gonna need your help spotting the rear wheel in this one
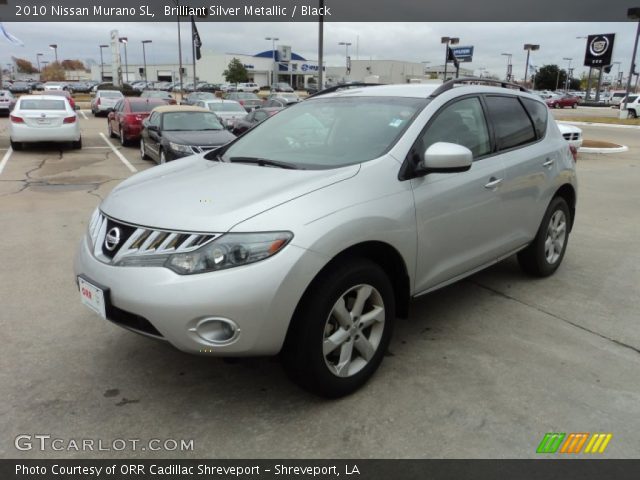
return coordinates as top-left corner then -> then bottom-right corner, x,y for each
629,109 -> 638,119
10,139 -> 22,151
282,259 -> 395,398
119,127 -> 128,146
108,122 -> 116,138
72,137 -> 82,149
572,103 -> 577,109
518,196 -> 570,277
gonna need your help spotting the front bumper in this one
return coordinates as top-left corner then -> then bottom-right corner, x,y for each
74,234 -> 325,356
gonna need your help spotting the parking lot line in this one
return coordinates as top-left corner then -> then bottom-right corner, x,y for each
79,110 -> 88,120
99,132 -> 137,173
0,147 -> 13,176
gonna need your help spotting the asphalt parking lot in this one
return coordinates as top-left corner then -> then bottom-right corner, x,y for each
1,109 -> 639,459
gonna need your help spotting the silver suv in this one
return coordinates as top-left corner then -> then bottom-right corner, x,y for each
75,79 -> 577,397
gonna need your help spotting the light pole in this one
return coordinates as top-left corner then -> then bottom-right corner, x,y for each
119,37 -> 128,84
622,7 -> 640,117
611,61 -> 622,88
577,36 -> 595,100
142,40 -> 152,83
441,36 -> 459,81
265,36 -> 279,86
501,53 -> 512,81
339,41 -> 352,77
563,57 -> 572,92
49,44 -> 58,63
99,45 -> 108,81
36,53 -> 44,73
523,44 -> 539,86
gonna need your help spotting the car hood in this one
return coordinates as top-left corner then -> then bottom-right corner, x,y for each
100,156 -> 360,232
163,130 -> 235,146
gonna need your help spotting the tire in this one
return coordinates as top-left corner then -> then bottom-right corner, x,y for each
159,149 -> 166,164
119,127 -> 128,146
518,196 -> 570,277
108,122 -> 116,138
572,104 -> 577,109
140,138 -> 149,160
72,137 -> 82,149
10,139 -> 22,151
282,259 -> 396,398
629,109 -> 638,119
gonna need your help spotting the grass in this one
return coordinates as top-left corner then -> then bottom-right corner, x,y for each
559,116 -> 640,126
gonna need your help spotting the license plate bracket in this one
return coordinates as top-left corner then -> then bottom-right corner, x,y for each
77,275 -> 109,319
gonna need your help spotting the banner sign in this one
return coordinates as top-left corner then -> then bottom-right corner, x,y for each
450,46 -> 474,62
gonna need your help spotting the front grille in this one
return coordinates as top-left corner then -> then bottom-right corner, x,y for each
107,305 -> 164,338
88,211 -> 220,265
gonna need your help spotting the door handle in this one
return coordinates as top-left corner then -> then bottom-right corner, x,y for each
543,158 -> 555,167
484,177 -> 503,189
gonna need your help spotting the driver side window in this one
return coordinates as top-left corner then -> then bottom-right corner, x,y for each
417,97 -> 491,159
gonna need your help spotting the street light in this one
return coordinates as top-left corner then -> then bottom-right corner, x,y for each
501,53 -> 512,81
49,44 -> 58,63
119,37 -> 128,85
563,57 -> 572,92
338,41 -> 352,75
441,36 -> 459,81
622,7 -> 640,117
36,53 -> 44,73
523,44 -> 540,85
265,36 -> 280,86
99,45 -> 108,82
142,40 -> 152,83
612,61 -> 622,88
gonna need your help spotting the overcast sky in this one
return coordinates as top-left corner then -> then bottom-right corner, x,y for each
2,22 -> 638,80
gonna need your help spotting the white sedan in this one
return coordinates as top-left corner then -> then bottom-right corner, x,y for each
10,95 -> 81,150
557,122 -> 583,149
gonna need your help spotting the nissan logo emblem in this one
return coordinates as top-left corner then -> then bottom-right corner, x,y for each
104,227 -> 121,251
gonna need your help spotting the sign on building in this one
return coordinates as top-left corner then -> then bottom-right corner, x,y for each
583,34 -> 615,67
277,46 -> 292,63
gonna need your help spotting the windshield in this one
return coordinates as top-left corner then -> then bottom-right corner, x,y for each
219,96 -> 428,169
20,99 -> 66,110
162,112 -> 224,131
207,102 -> 245,113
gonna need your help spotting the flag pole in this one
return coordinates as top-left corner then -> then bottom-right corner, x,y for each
191,16 -> 197,87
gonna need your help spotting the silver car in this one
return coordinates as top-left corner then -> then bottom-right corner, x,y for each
75,80 -> 577,397
195,99 -> 248,128
91,90 -> 124,116
10,95 -> 81,150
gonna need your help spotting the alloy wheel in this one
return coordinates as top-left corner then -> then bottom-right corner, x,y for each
544,210 -> 567,264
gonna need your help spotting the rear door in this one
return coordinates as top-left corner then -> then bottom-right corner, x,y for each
484,95 -> 556,249
411,96 -> 508,293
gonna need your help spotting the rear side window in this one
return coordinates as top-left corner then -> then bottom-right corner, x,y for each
485,96 -> 536,150
521,98 -> 548,139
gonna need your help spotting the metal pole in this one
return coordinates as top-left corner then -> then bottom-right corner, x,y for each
175,0 -> 184,94
272,38 -> 277,86
622,19 -> 640,116
585,67 -> 592,101
524,49 -> 531,85
443,42 -> 448,81
595,68 -> 603,102
142,43 -> 147,82
191,19 -> 197,87
124,43 -> 128,84
100,48 -> 104,81
318,0 -> 324,90
555,69 -> 560,91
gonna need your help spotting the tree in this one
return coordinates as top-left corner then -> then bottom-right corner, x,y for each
40,62 -> 66,81
223,58 -> 248,84
12,57 -> 38,74
61,59 -> 86,71
533,64 -> 566,91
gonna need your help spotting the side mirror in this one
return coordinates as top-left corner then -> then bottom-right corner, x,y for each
421,142 -> 473,174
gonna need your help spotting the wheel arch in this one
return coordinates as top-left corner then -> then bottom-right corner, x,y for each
554,183 -> 576,231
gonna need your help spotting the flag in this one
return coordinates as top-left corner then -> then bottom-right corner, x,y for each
191,16 -> 202,60
0,23 -> 24,46
447,47 -> 459,69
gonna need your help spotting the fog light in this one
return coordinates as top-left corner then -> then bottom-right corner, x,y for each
194,317 -> 239,344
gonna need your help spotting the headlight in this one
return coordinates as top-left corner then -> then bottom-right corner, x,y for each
169,142 -> 194,154
117,232 -> 293,274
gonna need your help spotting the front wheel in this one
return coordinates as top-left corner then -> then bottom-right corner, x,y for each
140,138 -> 149,160
159,149 -> 167,164
282,259 -> 395,398
518,196 -> 570,277
10,139 -> 22,151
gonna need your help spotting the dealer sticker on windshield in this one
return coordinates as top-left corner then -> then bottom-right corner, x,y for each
78,277 -> 106,319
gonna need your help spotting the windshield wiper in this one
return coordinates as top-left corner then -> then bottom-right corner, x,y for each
228,157 -> 299,169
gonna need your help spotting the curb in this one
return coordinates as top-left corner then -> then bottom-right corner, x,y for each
578,145 -> 629,154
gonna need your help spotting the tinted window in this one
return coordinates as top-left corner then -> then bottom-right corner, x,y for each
148,112 -> 160,127
485,96 -> 536,150
20,99 -> 66,110
419,97 -> 490,158
130,102 -> 160,113
521,98 -> 548,139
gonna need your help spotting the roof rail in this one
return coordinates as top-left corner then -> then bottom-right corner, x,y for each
429,77 -> 528,98
307,82 -> 386,99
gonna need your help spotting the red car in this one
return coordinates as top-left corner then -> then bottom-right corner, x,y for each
46,90 -> 75,110
545,94 -> 579,109
107,97 -> 166,145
